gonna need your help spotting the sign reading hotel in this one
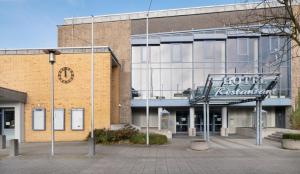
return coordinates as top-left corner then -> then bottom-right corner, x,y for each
214,75 -> 274,97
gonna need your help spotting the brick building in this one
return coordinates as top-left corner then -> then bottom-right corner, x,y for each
0,47 -> 120,142
1,2 -> 300,142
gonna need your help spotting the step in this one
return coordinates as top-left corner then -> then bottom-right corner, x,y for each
269,134 -> 282,139
265,136 -> 281,142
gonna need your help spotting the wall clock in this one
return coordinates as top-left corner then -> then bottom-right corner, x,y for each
58,67 -> 74,84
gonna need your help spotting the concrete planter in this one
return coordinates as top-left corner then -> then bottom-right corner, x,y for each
190,140 -> 209,151
282,139 -> 300,150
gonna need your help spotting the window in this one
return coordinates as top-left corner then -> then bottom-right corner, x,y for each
71,108 -> 84,130
32,108 -> 46,131
237,38 -> 249,56
172,44 -> 181,62
270,36 -> 279,53
54,109 -> 65,131
3,110 -> 14,129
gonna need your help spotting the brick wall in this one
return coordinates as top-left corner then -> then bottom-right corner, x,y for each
0,52 -> 115,142
58,21 -> 132,124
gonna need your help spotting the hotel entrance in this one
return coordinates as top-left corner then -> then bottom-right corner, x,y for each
176,111 -> 189,133
195,109 -> 222,134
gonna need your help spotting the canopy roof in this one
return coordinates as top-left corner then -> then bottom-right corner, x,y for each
190,73 -> 279,105
0,87 -> 27,103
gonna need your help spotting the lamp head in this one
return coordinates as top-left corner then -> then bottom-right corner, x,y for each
43,49 -> 61,64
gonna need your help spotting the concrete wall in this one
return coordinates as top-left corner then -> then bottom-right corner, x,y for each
228,107 -> 276,134
0,53 -> 117,142
58,21 -> 132,124
132,108 -> 178,134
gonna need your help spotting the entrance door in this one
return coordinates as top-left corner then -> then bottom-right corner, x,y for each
275,107 -> 285,128
176,111 -> 189,133
195,109 -> 222,134
2,109 -> 15,140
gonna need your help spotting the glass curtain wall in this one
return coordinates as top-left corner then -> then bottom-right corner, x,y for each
132,35 -> 290,99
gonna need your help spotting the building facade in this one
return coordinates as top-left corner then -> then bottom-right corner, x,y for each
1,2 -> 299,142
57,2 -> 300,136
0,47 -> 120,142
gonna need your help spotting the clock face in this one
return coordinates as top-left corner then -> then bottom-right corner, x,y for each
58,67 -> 74,84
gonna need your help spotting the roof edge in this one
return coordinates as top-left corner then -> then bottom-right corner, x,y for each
62,1 -> 287,25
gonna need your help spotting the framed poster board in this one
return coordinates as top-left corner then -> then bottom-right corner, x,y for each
71,108 -> 84,130
54,109 -> 65,131
32,108 -> 46,130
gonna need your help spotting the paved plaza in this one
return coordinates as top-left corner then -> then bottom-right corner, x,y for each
0,136 -> 300,174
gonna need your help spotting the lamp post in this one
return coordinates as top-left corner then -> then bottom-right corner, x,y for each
88,15 -> 96,157
146,0 -> 153,146
43,49 -> 60,156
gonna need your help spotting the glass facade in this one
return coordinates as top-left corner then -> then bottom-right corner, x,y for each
132,34 -> 291,99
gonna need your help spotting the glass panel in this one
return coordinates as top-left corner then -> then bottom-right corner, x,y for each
172,68 -> 182,91
182,69 -> 192,90
172,44 -> 181,62
161,69 -> 171,91
237,38 -> 248,56
132,46 -> 141,63
227,38 -> 258,73
151,68 -> 160,90
150,46 -> 160,63
132,68 -> 141,90
161,44 -> 171,62
182,43 -> 192,62
4,110 -> 14,129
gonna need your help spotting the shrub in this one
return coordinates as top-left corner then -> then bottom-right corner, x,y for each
282,133 -> 300,140
149,133 -> 168,145
129,133 -> 146,144
89,124 -> 140,144
88,125 -> 168,145
129,133 -> 168,145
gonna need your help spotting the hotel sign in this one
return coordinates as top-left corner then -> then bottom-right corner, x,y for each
214,75 -> 274,97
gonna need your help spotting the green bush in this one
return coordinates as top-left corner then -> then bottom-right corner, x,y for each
149,133 -> 168,145
129,133 -> 168,145
129,133 -> 146,144
89,124 -> 139,144
88,125 -> 168,145
282,133 -> 300,140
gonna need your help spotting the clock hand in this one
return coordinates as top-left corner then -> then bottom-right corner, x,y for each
64,69 -> 67,78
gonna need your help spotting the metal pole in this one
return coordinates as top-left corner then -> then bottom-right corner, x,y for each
91,15 -> 94,139
146,13 -> 150,146
259,100 -> 263,145
50,58 -> 55,156
203,103 -> 206,141
256,100 -> 259,145
88,15 -> 96,156
207,102 -> 210,142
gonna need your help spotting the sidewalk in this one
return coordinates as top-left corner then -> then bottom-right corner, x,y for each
0,136 -> 300,174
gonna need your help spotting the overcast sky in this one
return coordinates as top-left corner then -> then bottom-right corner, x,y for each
0,0 -> 256,48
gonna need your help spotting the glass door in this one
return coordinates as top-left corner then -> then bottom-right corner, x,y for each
195,109 -> 222,134
176,111 -> 189,133
2,109 -> 15,140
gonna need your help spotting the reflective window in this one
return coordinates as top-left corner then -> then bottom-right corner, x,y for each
227,38 -> 258,73
194,40 -> 225,86
131,34 -> 290,99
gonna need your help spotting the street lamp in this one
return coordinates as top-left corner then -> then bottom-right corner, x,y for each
88,15 -> 96,157
146,0 -> 153,146
43,49 -> 60,156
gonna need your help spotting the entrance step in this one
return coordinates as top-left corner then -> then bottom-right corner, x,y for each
265,131 -> 283,142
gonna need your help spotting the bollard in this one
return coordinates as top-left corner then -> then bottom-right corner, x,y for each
88,137 -> 95,157
0,135 -> 6,149
9,139 -> 19,156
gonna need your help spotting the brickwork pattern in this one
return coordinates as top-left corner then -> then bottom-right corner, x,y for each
0,53 -> 115,142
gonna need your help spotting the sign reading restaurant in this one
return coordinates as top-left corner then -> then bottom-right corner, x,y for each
214,75 -> 275,97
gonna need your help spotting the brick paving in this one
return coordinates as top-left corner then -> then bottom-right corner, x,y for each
0,136 -> 300,174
